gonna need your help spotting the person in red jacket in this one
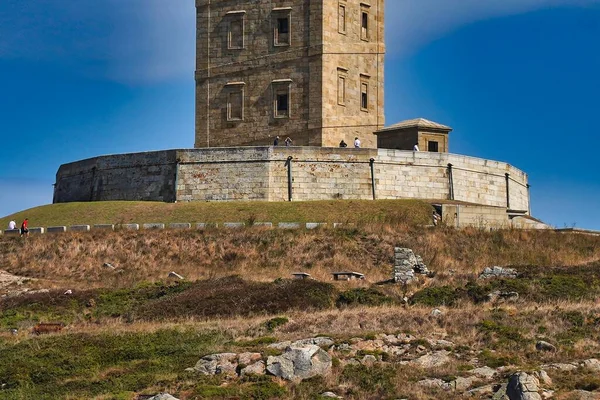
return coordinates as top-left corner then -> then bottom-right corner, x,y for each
20,218 -> 29,237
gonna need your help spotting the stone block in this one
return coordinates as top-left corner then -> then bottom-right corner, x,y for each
196,223 -> 218,229
169,223 -> 192,229
3,229 -> 20,236
29,227 -> 45,235
119,224 -> 140,231
223,222 -> 245,229
143,223 -> 165,230
70,225 -> 91,232
47,226 -> 67,234
93,224 -> 115,231
278,222 -> 301,229
306,223 -> 327,229
252,222 -> 273,228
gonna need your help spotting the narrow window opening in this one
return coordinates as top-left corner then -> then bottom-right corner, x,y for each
274,15 -> 291,46
360,82 -> 369,111
228,17 -> 244,49
428,141 -> 439,152
227,88 -> 244,121
338,4 -> 346,34
361,11 -> 369,41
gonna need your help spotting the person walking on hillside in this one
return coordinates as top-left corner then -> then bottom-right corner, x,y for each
274,136 -> 280,146
20,218 -> 29,237
8,220 -> 16,230
354,137 -> 361,148
285,137 -> 293,147
339,140 -> 348,148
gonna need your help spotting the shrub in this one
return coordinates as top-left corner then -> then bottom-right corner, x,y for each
336,288 -> 394,308
264,317 -> 289,332
410,286 -> 458,307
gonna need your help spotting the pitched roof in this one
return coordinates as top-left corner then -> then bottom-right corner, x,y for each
380,118 -> 452,132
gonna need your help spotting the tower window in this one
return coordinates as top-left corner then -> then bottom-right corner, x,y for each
272,80 -> 292,118
228,16 -> 244,49
225,83 -> 245,121
338,4 -> 346,34
360,82 -> 369,111
274,13 -> 291,46
360,8 -> 369,41
428,141 -> 439,152
337,68 -> 348,106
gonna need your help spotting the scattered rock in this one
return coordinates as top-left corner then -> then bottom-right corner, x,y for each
541,390 -> 554,399
102,263 -> 115,269
465,384 -> 495,397
413,350 -> 452,368
360,355 -> 377,366
414,255 -> 429,275
533,370 -> 552,386
268,337 -> 334,350
192,353 -> 238,376
168,271 -> 184,280
470,366 -> 498,379
479,266 -> 518,280
240,360 -> 265,377
582,358 -> 600,372
535,341 -> 557,352
147,394 -> 179,400
418,378 -> 450,390
453,376 -> 478,391
541,362 -> 578,372
63,289 -> 73,295
10,328 -> 18,335
506,372 -> 541,400
266,344 -> 332,381
431,308 -> 443,317
488,291 -> 520,303
320,391 -> 343,398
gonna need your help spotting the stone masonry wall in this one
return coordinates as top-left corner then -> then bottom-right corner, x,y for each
54,151 -> 178,203
54,147 -> 530,217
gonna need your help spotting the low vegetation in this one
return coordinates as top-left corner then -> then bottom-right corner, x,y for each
0,204 -> 599,399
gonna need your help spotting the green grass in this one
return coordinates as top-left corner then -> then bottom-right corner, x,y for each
0,199 -> 433,228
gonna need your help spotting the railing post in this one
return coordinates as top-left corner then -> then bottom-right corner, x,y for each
369,158 -> 376,200
286,156 -> 293,201
447,163 -> 454,200
505,173 -> 510,209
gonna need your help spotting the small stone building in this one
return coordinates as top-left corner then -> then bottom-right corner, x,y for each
375,118 -> 452,152
195,0 -> 385,149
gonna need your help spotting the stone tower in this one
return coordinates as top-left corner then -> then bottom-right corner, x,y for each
195,0 -> 385,148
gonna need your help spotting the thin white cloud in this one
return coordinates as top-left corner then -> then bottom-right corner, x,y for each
386,0 -> 600,56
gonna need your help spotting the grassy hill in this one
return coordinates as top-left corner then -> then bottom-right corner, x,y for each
1,204 -> 600,399
0,199 -> 433,228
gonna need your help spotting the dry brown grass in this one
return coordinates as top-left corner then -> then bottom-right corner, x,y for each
0,225 -> 598,291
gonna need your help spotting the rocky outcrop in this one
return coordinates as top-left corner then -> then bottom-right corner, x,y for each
268,337 -> 334,350
479,266 -> 518,279
188,352 -> 263,377
412,350 -> 452,368
535,341 -> 557,352
393,248 -> 429,283
505,372 -> 541,400
266,344 -> 332,381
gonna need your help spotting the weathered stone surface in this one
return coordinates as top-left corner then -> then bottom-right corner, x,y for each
470,366 -> 498,379
223,222 -> 244,229
582,358 -> 600,372
506,372 -> 541,400
266,344 -> 332,381
278,222 -> 301,229
238,352 -> 262,366
69,225 -> 91,232
306,223 -> 326,229
47,226 -> 67,234
192,353 -> 238,375
535,341 -> 557,352
240,361 -> 265,377
533,370 -> 552,386
479,266 -> 518,279
320,392 -> 343,399
268,337 -> 334,351
488,291 -> 520,303
412,350 -> 452,368
418,378 -> 450,390
360,355 -> 377,366
465,384 -> 495,397
169,223 -> 191,229
143,223 -> 165,230
118,224 -> 139,231
541,362 -> 578,372
148,394 -> 179,400
93,224 -> 114,231
168,272 -> 184,280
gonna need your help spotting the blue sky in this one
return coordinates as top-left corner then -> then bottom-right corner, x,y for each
1,0 -> 599,229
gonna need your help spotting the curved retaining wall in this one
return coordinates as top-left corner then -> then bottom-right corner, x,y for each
54,147 -> 529,212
